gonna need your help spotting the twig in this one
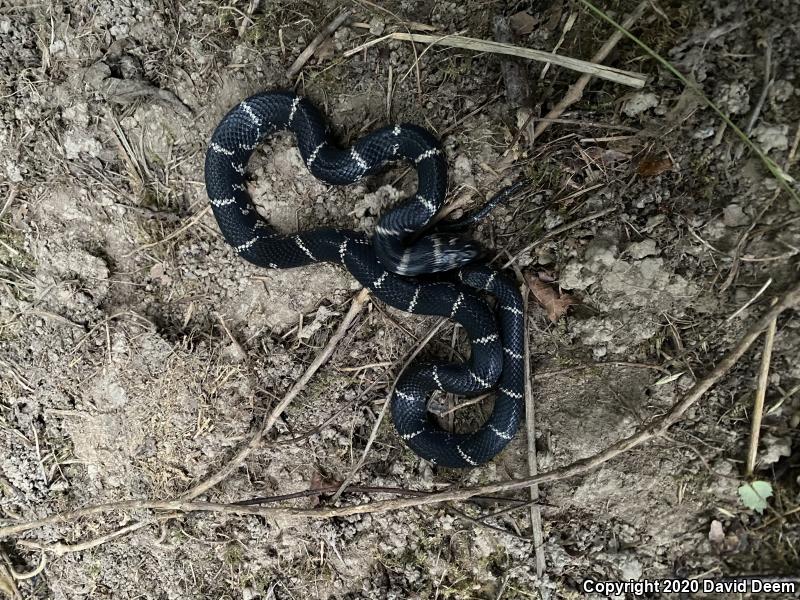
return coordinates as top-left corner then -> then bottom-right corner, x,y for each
492,16 -> 531,107
726,278 -> 772,321
179,288 -> 370,501
447,505 -> 533,543
0,185 -> 18,222
5,550 -> 45,581
345,32 -> 647,88
17,521 -> 152,557
522,287 -> 546,576
533,0 -> 649,139
287,9 -> 351,78
234,484 -> 528,507
541,11 -> 579,80
5,282 -> 797,535
330,320 -> 447,504
536,361 -> 667,375
215,312 -> 245,359
745,304 -> 778,476
721,119 -> 800,292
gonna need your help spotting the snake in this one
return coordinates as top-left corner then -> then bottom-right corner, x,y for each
204,91 -> 524,468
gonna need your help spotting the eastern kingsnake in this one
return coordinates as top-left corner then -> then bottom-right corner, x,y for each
204,92 -> 525,468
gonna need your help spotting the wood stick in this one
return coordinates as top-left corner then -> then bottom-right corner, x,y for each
3,282 -> 798,537
533,0 -> 649,139
746,306 -> 778,475
18,521 -> 152,557
522,287 -> 547,576
0,185 -> 18,222
287,9 -> 351,78
345,32 -> 647,88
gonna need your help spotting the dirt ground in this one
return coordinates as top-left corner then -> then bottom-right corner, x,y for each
1,0 -> 799,598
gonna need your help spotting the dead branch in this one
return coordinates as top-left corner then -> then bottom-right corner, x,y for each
521,286 -> 546,576
746,304 -> 777,476
17,521 -> 152,557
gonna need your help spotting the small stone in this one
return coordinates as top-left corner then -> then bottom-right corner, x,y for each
622,92 -> 659,117
49,39 -> 66,55
709,520 -> 725,545
753,123 -> 790,154
693,126 -> 715,140
716,82 -> 750,115
723,204 -> 749,227
626,238 -> 658,259
509,11 -> 537,36
757,434 -> 792,468
368,17 -> 385,35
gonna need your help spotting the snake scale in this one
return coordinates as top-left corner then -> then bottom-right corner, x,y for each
204,91 -> 524,468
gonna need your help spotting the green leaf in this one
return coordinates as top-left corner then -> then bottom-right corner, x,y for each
738,481 -> 773,514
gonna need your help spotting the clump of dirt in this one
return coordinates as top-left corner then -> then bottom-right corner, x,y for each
1,0 -> 799,598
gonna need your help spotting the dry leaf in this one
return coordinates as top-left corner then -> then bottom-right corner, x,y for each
637,156 -> 673,177
525,272 -> 577,322
509,11 -> 537,36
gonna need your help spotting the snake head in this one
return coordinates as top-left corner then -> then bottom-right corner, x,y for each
428,234 -> 483,272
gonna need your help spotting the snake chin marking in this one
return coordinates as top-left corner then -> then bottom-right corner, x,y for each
204,91 -> 525,468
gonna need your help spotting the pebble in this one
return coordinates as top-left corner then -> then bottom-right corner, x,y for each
622,92 -> 659,117
723,203 -> 749,227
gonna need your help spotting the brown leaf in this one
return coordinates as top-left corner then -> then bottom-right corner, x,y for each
525,272 -> 577,322
637,156 -> 673,177
509,11 -> 537,36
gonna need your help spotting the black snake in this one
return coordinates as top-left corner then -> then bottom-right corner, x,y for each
204,91 -> 524,468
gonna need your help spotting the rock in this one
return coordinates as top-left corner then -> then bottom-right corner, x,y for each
619,555 -> 642,580
708,520 -> 725,545
626,238 -> 658,259
723,203 -> 749,227
509,11 -> 537,36
716,81 -> 750,115
368,17 -> 385,35
584,237 -> 618,267
757,434 -> 792,468
753,123 -> 790,154
769,80 -> 795,103
622,92 -> 659,117
692,126 -> 715,139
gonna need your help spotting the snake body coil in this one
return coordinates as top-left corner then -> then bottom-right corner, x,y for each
204,92 -> 524,468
